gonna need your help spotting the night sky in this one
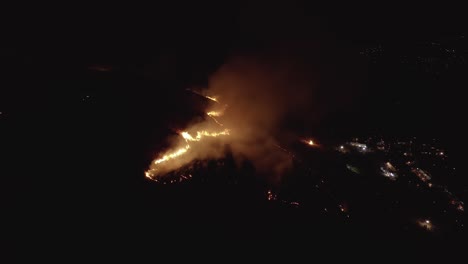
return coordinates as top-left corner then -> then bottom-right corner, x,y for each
3,3 -> 468,255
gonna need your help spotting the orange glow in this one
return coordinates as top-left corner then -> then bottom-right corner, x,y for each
206,110 -> 225,126
145,92 -> 230,180
186,89 -> 219,103
153,145 -> 190,164
207,111 -> 223,117
301,138 -> 317,147
205,95 -> 218,102
181,130 -> 230,142
145,171 -> 152,179
145,126 -> 230,180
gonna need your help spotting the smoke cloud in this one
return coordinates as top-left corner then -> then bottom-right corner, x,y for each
146,53 -> 320,182
145,5 -> 363,182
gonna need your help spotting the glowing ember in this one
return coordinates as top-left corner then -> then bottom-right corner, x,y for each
204,95 -> 218,102
181,130 -> 230,142
206,110 -> 225,126
145,171 -> 152,179
145,129 -> 229,180
207,111 -> 223,117
302,138 -> 317,147
153,145 -> 190,165
186,89 -> 220,103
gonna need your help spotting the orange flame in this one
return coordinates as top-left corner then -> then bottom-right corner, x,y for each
153,145 -> 190,164
186,89 -> 219,103
204,95 -> 218,102
145,124 -> 230,180
207,111 -> 224,126
301,138 -> 317,147
207,111 -> 223,117
181,129 -> 230,142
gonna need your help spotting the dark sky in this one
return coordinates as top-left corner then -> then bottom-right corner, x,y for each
4,4 -> 468,255
2,4 -> 467,147
4,4 -> 467,61
3,4 -> 467,127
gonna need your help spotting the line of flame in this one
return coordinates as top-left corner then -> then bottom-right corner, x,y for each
181,129 -> 230,142
145,129 -> 230,180
204,95 -> 218,102
186,89 -> 219,103
207,111 -> 223,117
153,144 -> 190,164
146,92 -> 229,180
207,111 -> 224,126
301,139 -> 316,146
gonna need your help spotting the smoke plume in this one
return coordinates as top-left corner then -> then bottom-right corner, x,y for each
146,53 -> 320,182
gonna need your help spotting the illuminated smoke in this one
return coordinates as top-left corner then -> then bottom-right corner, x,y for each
146,55 -> 319,182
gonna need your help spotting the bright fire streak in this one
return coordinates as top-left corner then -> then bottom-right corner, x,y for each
186,89 -> 219,103
181,130 -> 230,142
146,129 -> 230,180
208,116 -> 224,126
146,93 -> 230,180
301,139 -> 316,147
145,171 -> 152,179
204,95 -> 218,102
207,111 -> 225,126
207,111 -> 223,117
153,145 -> 190,164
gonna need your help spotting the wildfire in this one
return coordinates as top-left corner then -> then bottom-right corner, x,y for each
267,190 -> 277,201
145,95 -> 231,181
302,138 -> 317,147
145,129 -> 230,180
181,129 -> 230,142
186,89 -> 219,103
204,95 -> 218,102
207,110 -> 225,126
153,145 -> 190,165
207,111 -> 223,117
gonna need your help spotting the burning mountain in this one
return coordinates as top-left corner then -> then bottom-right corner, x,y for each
146,56 -> 318,182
